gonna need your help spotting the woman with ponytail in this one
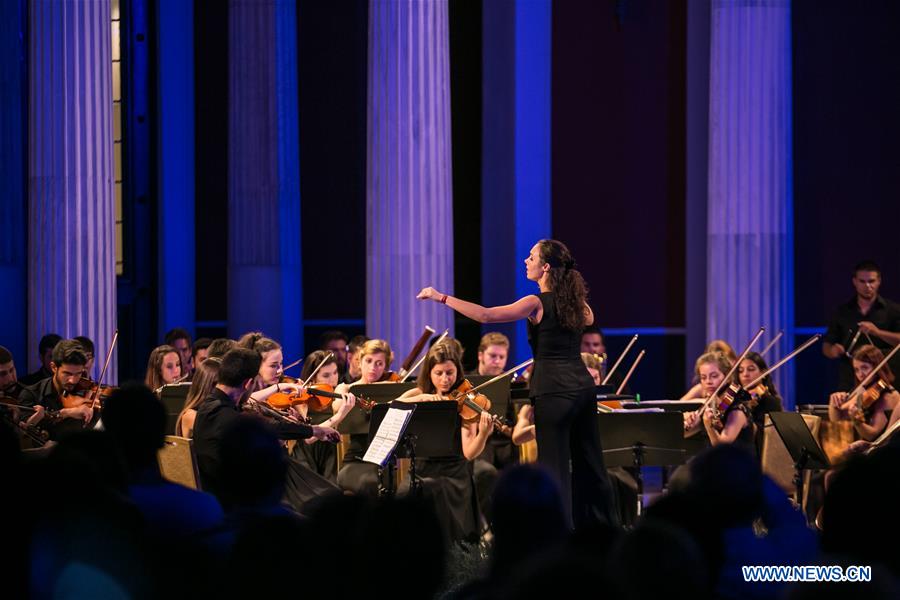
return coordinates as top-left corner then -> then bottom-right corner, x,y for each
417,239 -> 616,529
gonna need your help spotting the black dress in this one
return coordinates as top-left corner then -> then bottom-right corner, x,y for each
399,413 -> 480,544
336,434 -> 380,496
293,406 -> 339,482
528,292 -> 617,529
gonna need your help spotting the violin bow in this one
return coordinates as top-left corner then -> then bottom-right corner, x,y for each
299,352 -> 333,387
615,350 -> 645,396
90,330 -> 119,408
602,334 -> 638,386
759,330 -> 783,358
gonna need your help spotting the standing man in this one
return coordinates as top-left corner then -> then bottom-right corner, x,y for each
823,261 -> 900,390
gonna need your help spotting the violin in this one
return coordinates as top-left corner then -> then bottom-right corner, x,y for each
243,398 -> 311,425
842,378 -> 890,421
382,371 -> 402,383
61,377 -> 116,409
445,379 -> 512,436
269,380 -> 375,413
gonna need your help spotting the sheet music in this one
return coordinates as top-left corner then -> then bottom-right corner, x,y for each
363,407 -> 414,466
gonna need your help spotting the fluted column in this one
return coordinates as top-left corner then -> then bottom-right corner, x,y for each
367,0 -> 454,359
228,0 -> 303,356
28,0 -> 117,379
707,0 -> 794,405
0,0 -> 27,365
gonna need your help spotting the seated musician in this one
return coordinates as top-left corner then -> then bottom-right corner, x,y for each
581,352 -> 603,386
0,345 -> 24,401
736,351 -> 784,454
333,338 -> 395,495
144,345 -> 183,393
679,340 -> 737,401
827,344 -> 898,442
683,352 -> 754,449
192,337 -> 212,368
239,333 -> 356,440
17,340 -> 94,439
396,340 -> 494,542
192,348 -> 340,506
0,345 -> 47,440
474,332 -> 509,377
293,350 -> 357,482
175,356 -> 221,438
469,332 -> 516,521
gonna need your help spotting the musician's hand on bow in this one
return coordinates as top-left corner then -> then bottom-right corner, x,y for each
311,425 -> 341,443
684,410 -> 701,430
830,392 -> 848,408
857,321 -> 880,336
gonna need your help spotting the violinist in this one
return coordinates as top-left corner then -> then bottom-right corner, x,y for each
333,338 -> 394,495
679,340 -> 737,400
0,346 -> 46,443
192,348 -> 340,505
293,350 -> 357,482
175,356 -> 221,438
0,345 -> 23,400
396,341 -> 492,542
683,352 -> 755,450
737,351 -> 783,419
828,345 -> 898,442
17,340 -> 94,439
144,345 -> 182,393
581,352 -> 603,386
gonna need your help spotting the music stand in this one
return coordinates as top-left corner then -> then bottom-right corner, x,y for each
338,382 -> 417,436
597,412 -> 687,517
158,382 -> 191,435
769,411 -> 831,509
367,401 -> 461,497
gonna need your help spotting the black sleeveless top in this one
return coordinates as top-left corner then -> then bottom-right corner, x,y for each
527,292 -> 595,397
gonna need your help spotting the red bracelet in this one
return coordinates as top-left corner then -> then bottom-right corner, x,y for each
440,294 -> 448,304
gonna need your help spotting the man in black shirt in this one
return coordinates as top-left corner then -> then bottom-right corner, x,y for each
193,348 -> 340,499
823,261 -> 900,390
17,340 -> 94,439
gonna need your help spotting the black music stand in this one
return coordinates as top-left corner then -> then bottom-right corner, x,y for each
158,382 -> 191,435
367,401 -> 461,498
598,412 -> 686,517
769,411 -> 831,510
338,382 -> 417,436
